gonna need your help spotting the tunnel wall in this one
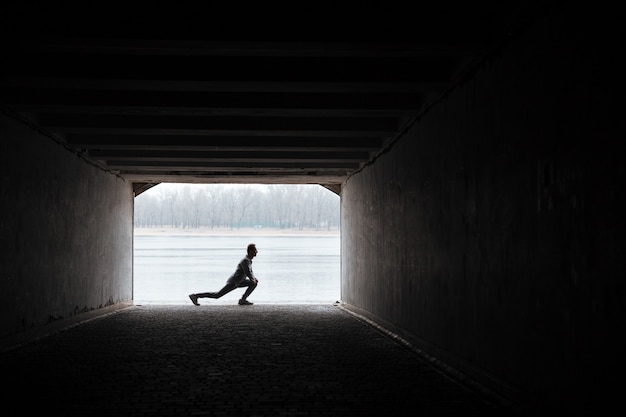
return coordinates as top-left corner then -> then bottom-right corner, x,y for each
0,112 -> 134,341
341,8 -> 623,414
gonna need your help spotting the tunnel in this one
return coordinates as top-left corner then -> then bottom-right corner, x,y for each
1,4 -> 624,415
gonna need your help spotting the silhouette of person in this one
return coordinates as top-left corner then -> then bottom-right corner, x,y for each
189,243 -> 259,306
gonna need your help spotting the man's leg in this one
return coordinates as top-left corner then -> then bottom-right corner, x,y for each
237,279 -> 257,304
195,282 -> 237,299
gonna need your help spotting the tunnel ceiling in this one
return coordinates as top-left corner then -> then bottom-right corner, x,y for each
0,6 -> 529,194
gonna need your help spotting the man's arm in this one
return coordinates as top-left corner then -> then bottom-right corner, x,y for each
241,258 -> 258,282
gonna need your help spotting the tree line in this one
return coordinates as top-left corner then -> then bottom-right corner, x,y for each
134,184 -> 340,231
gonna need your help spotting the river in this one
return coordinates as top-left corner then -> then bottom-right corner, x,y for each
133,234 -> 340,305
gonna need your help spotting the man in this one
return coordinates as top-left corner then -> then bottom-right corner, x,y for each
189,243 -> 259,306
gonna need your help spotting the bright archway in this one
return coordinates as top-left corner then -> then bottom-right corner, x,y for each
133,183 -> 340,305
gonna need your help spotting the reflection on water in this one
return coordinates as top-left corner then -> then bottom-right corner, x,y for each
134,235 -> 340,304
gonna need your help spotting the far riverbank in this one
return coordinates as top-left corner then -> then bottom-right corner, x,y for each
134,226 -> 340,237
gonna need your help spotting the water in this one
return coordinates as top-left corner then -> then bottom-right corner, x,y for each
133,234 -> 340,305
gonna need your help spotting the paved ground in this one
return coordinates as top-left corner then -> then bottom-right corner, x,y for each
1,304 -> 521,416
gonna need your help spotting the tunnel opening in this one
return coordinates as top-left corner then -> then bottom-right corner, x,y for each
133,183 -> 340,305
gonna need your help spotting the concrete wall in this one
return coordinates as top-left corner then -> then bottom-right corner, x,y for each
341,8 -> 624,414
0,111 -> 134,340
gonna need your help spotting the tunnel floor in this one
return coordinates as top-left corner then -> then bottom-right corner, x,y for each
2,304 -> 517,416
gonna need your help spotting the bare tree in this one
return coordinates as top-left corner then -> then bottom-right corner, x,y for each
267,185 -> 291,228
234,186 -> 258,229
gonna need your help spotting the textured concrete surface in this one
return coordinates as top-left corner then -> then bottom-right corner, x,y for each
1,304 -> 517,416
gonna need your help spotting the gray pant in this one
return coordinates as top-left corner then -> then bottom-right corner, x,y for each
196,278 -> 257,300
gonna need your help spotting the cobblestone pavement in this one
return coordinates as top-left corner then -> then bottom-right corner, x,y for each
2,304 -> 519,416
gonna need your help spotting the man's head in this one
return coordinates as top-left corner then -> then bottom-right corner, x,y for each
247,243 -> 258,259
